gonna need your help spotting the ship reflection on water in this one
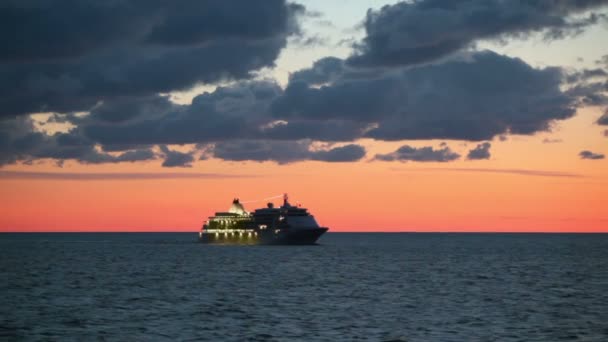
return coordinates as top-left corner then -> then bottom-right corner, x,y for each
199,193 -> 328,245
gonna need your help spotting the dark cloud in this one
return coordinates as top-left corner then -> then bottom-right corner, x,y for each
579,150 -> 605,159
598,109 -> 608,125
1,49 -> 585,166
310,144 -> 366,162
582,68 -> 608,79
0,39 -> 286,118
565,68 -> 608,83
261,119 -> 371,142
79,79 -> 372,146
83,81 -> 282,146
0,80 -> 369,166
159,145 -> 194,168
289,57 -> 345,85
212,140 -> 366,164
275,51 -> 576,141
272,77 -> 400,123
289,34 -> 331,48
467,142 -> 491,160
0,0 -> 302,62
566,81 -> 608,106
87,95 -> 177,123
347,0 -> 608,67
375,145 -> 460,162
0,0 -> 303,118
0,116 -> 157,166
2,1 -> 605,168
115,149 -> 157,163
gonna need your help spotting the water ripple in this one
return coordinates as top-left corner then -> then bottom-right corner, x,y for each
1,233 -> 607,341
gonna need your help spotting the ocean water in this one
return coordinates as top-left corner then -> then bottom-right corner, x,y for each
1,233 -> 607,341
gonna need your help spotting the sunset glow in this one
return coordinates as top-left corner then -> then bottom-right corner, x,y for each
1,1 -> 607,233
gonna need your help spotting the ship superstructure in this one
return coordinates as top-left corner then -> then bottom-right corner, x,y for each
199,194 -> 328,245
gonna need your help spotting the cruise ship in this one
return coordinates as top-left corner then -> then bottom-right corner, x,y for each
198,194 -> 328,245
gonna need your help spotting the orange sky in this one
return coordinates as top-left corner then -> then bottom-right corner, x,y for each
1,108 -> 606,233
1,2 -> 608,233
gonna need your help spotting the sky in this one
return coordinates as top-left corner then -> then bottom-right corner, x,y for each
1,0 -> 608,232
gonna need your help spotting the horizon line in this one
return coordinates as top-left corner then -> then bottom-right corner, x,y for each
2,230 -> 607,234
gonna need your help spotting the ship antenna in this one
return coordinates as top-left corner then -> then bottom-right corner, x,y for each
283,193 -> 288,207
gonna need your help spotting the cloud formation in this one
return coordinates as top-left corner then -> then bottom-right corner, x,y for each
375,144 -> 460,162
579,150 -> 605,159
0,0 -> 303,118
467,142 -> 491,160
0,49 -> 588,166
275,51 -> 577,141
82,81 -> 282,146
212,140 -> 366,164
348,0 -> 608,67
598,109 -> 608,125
1,1 -> 606,168
159,145 -> 194,168
0,116 -> 157,166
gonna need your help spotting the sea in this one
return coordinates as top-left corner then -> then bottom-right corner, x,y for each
1,233 -> 607,341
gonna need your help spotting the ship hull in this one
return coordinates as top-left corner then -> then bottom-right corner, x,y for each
264,227 -> 329,245
199,227 -> 328,245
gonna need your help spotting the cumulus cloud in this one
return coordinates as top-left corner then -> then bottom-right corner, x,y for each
0,116 -> 157,166
467,142 -> 491,160
0,50 -> 587,166
579,150 -> 605,159
83,81 -> 282,146
289,57 -> 345,85
0,0 -> 303,118
0,80 -> 369,166
1,1 -> 606,168
87,95 -> 176,124
566,80 -> 608,107
159,146 -> 194,168
310,144 -> 367,162
274,51 -> 577,141
211,140 -> 366,164
348,0 -> 608,67
375,145 -> 460,162
598,109 -> 608,125
73,79 -> 372,146
86,49 -> 576,147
